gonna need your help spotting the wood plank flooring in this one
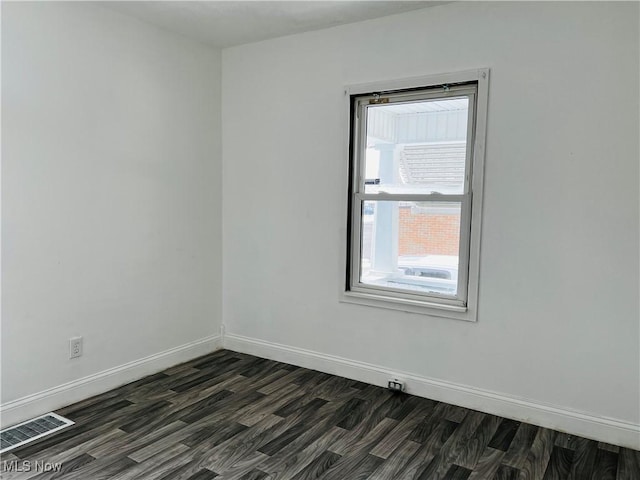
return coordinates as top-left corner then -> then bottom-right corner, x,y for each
2,350 -> 639,480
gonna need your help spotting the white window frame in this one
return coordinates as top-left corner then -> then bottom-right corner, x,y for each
340,69 -> 489,322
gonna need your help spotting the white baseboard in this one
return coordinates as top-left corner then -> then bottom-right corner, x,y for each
225,333 -> 640,450
4,331 -> 638,450
0,335 -> 222,429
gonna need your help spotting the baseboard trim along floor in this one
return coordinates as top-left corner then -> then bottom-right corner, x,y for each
224,333 -> 640,450
2,332 -> 638,450
0,334 -> 222,429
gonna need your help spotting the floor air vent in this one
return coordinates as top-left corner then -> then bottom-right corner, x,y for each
0,413 -> 74,453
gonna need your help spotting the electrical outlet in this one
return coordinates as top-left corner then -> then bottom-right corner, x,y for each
387,378 -> 405,392
69,337 -> 83,359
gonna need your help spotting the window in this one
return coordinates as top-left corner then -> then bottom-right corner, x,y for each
343,70 -> 489,321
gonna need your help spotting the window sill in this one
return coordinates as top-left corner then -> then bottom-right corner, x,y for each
340,290 -> 477,322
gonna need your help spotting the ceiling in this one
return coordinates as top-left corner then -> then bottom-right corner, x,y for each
100,1 -> 441,48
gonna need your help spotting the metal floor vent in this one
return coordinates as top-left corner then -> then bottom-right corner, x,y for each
0,413 -> 74,454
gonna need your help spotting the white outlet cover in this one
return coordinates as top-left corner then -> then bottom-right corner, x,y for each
69,337 -> 83,359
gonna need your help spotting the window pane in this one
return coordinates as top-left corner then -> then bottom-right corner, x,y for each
360,200 -> 461,297
364,98 -> 469,195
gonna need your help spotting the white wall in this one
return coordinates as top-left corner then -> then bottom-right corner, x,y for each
2,2 -> 222,416
222,2 -> 640,445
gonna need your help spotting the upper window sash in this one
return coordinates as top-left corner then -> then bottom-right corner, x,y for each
352,85 -> 478,197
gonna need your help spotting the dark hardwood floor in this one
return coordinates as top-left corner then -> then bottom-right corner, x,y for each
2,350 -> 639,479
